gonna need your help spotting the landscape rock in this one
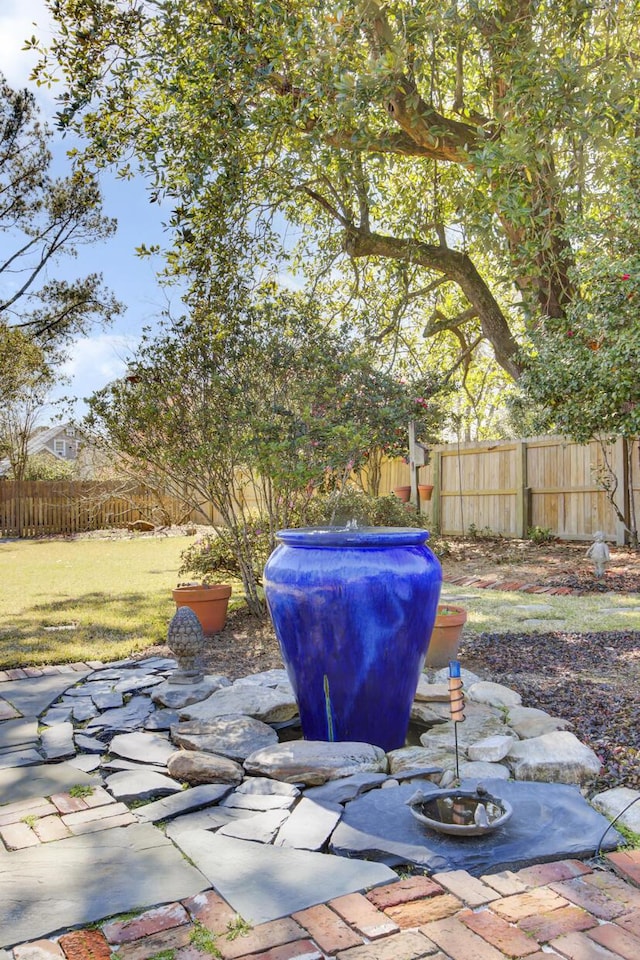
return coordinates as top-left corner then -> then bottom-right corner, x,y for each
108,731 -> 175,766
387,747 -> 446,777
274,797 -> 342,851
235,777 -> 300,798
220,792 -> 297,811
458,760 -> 510,779
233,669 -> 291,688
507,731 -> 602,784
410,702 -> 450,727
171,716 -> 278,761
591,787 -> 640,834
244,740 -> 388,786
151,676 -> 230,709
414,678 -> 450,702
104,770 -> 184,802
467,735 -> 517,763
167,749 -> 244,785
466,681 -> 523,709
40,722 -> 76,761
420,702 -> 511,749
180,685 -> 298,724
218,809 -> 290,843
85,696 -> 153,732
507,705 -> 573,739
303,773 -> 388,805
135,783 -> 233,822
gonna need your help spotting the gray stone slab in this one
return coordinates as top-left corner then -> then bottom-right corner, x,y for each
233,669 -> 291,688
100,758 -> 167,775
0,717 -> 39,750
68,754 -> 103,773
40,706 -> 73,725
165,807 -> 255,839
0,762 -> 98,805
173,830 -> 396,925
108,731 -> 175,766
303,773 -> 388,805
0,699 -> 21,721
0,674 -> 85,717
104,769 -> 184,802
171,716 -> 278,761
113,673 -> 165,694
244,741 -> 388,786
145,708 -> 180,730
74,733 -> 107,754
329,779 -> 623,873
91,692 -> 124,711
152,676 -> 230,709
40,722 -> 76,760
218,809 -> 290,843
274,798 -> 342,851
0,749 -> 43,769
85,695 -> 153,732
220,792 -> 297,811
71,701 -> 99,722
0,823 -> 208,948
181,685 -> 298,724
235,777 -> 300,798
135,783 -> 233,822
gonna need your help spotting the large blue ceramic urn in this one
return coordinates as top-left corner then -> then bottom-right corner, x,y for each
263,526 -> 442,752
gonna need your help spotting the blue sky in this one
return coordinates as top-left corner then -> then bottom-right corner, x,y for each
1,0 -> 179,417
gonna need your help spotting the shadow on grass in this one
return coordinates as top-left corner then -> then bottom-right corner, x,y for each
0,590 -> 175,670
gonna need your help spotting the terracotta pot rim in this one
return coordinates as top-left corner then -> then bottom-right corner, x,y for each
434,603 -> 467,625
172,584 -> 232,601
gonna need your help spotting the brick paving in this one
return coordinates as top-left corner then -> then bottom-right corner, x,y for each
4,663 -> 640,959
3,851 -> 640,959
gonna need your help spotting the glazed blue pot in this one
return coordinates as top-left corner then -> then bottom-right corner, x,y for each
263,526 -> 442,752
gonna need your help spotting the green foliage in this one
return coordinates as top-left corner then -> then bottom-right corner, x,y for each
527,526 -> 556,545
69,784 -> 95,798
179,487 -> 428,585
468,524 -> 497,541
21,453 -> 76,481
190,921 -> 222,956
21,814 -> 38,829
225,916 -> 252,941
87,284 -> 441,613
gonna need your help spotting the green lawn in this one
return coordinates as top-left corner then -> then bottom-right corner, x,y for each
0,536 -> 241,670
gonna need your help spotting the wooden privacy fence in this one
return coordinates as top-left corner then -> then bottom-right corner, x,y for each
2,435 -> 638,543
378,435 -> 640,545
0,481 -> 189,538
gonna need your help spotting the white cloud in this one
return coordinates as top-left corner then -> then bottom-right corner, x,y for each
0,0 -> 56,109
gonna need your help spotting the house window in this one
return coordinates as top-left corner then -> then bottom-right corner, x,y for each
54,440 -> 65,455
65,428 -> 75,437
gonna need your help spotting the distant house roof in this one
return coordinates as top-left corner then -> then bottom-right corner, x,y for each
0,422 -> 81,476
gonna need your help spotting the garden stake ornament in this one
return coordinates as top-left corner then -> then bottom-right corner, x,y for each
448,659 -> 465,780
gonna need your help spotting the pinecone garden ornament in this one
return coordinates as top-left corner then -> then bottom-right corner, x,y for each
167,606 -> 205,684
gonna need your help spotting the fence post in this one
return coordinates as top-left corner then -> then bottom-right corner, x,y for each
431,450 -> 441,534
613,437 -> 629,546
515,440 -> 529,538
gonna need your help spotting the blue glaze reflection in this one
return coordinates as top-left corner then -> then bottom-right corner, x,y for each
264,526 -> 443,751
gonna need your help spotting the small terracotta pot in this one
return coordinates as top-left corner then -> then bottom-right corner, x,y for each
172,583 -> 232,636
392,485 -> 412,502
425,603 -> 468,668
418,483 -> 434,502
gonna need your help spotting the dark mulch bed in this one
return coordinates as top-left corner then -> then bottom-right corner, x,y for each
460,629 -> 640,795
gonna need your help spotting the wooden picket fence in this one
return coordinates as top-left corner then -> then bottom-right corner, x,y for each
0,481 -> 189,538
1,435 -> 638,543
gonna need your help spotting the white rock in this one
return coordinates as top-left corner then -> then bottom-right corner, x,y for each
467,681 -> 522,709
506,706 -> 573,739
507,731 -> 601,785
458,760 -> 510,780
591,787 -> 640,834
467,735 -> 517,763
244,740 -> 388,786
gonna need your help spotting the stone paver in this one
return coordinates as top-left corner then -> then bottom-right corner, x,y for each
0,824 -> 207,948
172,830 -> 396,925
3,654 -> 640,958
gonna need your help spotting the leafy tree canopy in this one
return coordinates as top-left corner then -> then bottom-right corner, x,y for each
34,0 -> 640,389
0,74 -> 122,400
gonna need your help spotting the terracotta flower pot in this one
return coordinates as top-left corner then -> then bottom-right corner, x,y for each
425,603 -> 468,669
418,483 -> 434,502
172,583 -> 232,636
392,485 -> 412,502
